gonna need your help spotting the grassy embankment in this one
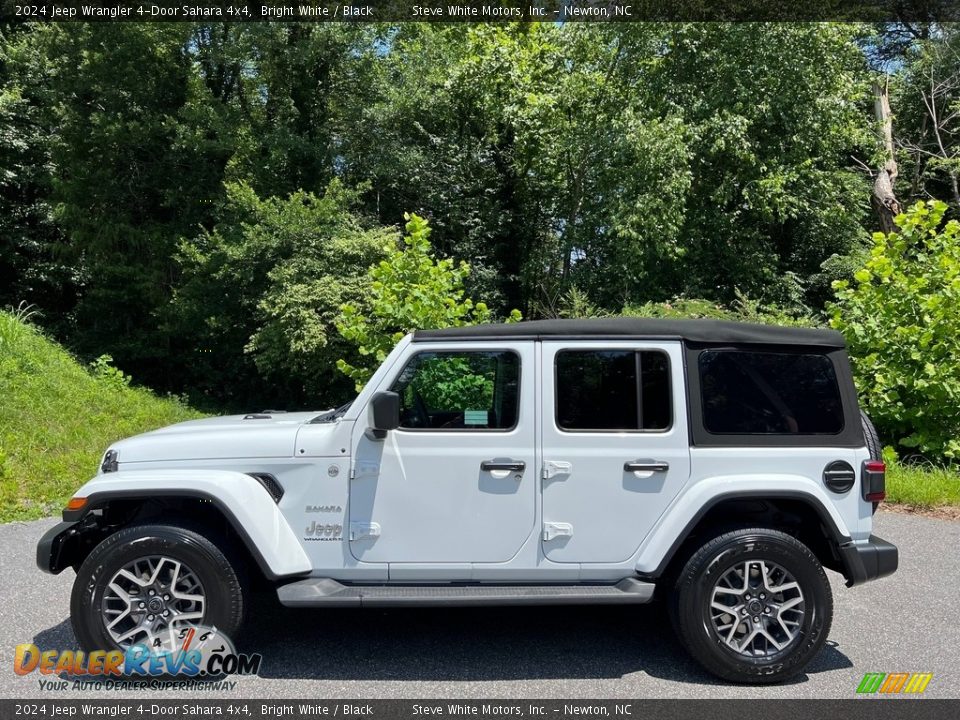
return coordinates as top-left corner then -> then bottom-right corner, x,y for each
886,462 -> 960,508
0,310 -> 204,522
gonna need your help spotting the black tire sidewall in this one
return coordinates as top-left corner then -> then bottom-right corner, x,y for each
861,410 -> 882,461
71,524 -> 245,653
676,530 -> 832,683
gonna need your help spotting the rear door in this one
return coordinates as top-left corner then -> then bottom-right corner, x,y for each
539,341 -> 691,563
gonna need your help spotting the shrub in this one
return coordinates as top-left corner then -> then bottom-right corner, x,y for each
89,354 -> 131,389
830,200 -> 960,459
624,290 -> 815,327
336,213 -> 521,390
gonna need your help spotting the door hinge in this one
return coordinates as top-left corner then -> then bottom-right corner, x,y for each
541,460 -> 572,480
542,522 -> 573,541
350,522 -> 381,541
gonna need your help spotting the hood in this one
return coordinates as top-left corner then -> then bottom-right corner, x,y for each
108,411 -> 330,464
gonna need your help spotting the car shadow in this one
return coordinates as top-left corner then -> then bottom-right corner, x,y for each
32,602 -> 851,686
34,619 -> 76,650
239,598 -> 853,684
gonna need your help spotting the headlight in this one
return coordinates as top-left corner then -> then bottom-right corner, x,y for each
101,449 -> 119,473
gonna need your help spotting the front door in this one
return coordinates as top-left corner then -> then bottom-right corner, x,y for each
540,341 -> 691,563
349,343 -> 536,564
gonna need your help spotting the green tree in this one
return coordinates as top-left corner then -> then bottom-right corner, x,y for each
830,200 -> 960,459
649,23 -> 875,311
336,213 -> 521,390
892,25 -> 960,211
43,24 -> 218,387
174,180 -> 392,409
346,24 -> 875,315
0,25 -> 75,319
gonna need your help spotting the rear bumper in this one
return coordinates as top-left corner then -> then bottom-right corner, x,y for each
838,534 -> 898,587
37,521 -> 80,575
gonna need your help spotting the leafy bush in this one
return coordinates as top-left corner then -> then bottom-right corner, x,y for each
174,181 -> 393,409
89,354 -> 131,389
336,213 -> 521,390
624,290 -> 815,326
831,200 -> 960,459
396,354 -> 494,412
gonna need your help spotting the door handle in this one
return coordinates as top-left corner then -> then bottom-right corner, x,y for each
624,460 -> 670,473
481,460 -> 526,472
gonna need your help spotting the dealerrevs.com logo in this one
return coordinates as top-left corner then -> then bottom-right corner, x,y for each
856,672 -> 933,695
14,626 -> 261,687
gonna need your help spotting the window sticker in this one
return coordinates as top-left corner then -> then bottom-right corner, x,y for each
464,410 -> 489,426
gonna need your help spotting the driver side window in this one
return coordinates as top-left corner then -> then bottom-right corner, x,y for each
390,350 -> 520,431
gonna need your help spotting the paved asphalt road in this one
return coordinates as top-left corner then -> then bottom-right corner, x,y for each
1,511 -> 957,700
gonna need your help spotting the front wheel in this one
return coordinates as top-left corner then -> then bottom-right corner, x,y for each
71,523 -> 247,652
670,527 -> 833,683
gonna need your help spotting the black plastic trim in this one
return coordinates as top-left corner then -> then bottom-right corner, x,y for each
837,535 -> 899,587
247,472 -> 284,503
60,489 -> 305,581
823,460 -> 856,493
101,449 -> 119,474
37,521 -> 80,575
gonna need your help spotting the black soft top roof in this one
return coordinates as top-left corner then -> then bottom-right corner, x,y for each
413,317 -> 845,348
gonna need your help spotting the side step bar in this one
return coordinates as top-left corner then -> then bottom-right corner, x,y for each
277,578 -> 656,608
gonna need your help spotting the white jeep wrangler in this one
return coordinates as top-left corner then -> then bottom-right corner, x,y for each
38,318 -> 897,683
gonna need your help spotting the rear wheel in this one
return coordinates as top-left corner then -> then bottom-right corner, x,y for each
71,523 -> 247,652
670,527 -> 832,683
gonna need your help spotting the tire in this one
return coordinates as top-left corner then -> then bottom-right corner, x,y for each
861,410 -> 882,461
71,523 -> 247,653
670,527 -> 832,684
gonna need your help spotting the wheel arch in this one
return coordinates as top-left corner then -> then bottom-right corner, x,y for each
639,490 -> 852,585
45,470 -> 311,581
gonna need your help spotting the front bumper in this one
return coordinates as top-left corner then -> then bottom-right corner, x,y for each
838,534 -> 898,587
37,520 -> 81,575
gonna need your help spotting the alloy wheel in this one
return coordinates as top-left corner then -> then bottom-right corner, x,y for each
709,559 -> 805,657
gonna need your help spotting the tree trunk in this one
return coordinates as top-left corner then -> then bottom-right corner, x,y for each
872,79 -> 901,234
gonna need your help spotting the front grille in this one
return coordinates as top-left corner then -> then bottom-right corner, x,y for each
248,472 -> 284,503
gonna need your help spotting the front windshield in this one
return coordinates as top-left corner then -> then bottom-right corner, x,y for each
310,401 -> 353,424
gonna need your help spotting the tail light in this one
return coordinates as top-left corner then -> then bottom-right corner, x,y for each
862,460 -> 886,504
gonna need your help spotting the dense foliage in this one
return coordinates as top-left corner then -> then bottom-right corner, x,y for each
1,22 -> 958,460
336,213 -> 520,390
173,180 -> 393,408
832,201 -> 960,459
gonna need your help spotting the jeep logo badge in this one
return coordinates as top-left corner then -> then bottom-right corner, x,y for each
305,521 -> 343,538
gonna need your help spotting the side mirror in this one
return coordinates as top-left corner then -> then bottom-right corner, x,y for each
368,391 -> 400,439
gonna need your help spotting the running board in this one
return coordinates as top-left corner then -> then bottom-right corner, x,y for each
277,578 -> 656,608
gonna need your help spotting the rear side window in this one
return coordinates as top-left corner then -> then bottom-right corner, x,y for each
555,350 -> 671,431
699,350 -> 843,435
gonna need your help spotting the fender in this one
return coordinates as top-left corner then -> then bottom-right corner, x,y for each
60,469 -> 311,578
634,474 -> 852,577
